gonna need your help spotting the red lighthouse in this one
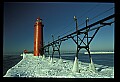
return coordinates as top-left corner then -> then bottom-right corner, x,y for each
34,17 -> 44,56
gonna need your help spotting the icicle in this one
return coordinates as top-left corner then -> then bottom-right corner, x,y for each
72,57 -> 79,73
58,57 -> 62,63
20,53 -> 23,56
48,55 -> 51,61
42,54 -> 45,60
89,58 -> 96,72
50,58 -> 53,63
22,53 -> 26,59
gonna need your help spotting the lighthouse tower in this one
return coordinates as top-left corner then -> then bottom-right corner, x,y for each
34,17 -> 44,56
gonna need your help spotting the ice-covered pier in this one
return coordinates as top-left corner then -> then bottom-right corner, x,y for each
4,53 -> 114,78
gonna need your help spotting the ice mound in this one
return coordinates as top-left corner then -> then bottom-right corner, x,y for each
4,54 -> 114,78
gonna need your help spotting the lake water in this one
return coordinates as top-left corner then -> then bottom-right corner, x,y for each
47,53 -> 114,67
3,54 -> 22,76
3,53 -> 114,76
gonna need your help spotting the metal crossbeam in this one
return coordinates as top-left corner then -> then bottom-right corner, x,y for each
43,14 -> 114,48
50,36 -> 62,59
42,14 -> 114,73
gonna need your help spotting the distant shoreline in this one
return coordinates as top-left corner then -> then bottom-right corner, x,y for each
44,52 -> 114,55
84,52 -> 114,54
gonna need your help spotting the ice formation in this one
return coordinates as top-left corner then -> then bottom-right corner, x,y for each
4,53 -> 114,78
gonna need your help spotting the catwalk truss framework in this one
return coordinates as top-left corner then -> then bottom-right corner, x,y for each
43,14 -> 115,64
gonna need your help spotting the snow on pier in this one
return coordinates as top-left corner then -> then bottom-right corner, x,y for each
4,53 -> 114,78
